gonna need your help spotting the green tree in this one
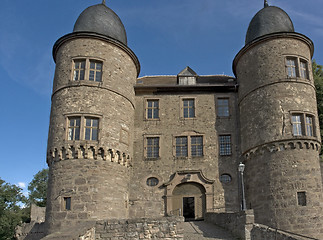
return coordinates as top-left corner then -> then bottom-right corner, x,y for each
27,168 -> 48,207
0,178 -> 28,240
313,60 -> 323,155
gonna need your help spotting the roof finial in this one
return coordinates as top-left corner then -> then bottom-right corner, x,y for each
102,0 -> 106,5
264,0 -> 269,7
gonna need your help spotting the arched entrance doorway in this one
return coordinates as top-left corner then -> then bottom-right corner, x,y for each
172,182 -> 206,221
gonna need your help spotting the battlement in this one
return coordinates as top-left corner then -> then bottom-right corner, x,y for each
47,144 -> 132,167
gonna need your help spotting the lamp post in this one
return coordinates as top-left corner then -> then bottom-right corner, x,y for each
238,162 -> 247,211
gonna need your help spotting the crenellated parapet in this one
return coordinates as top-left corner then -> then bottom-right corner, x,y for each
243,139 -> 321,161
47,144 -> 132,167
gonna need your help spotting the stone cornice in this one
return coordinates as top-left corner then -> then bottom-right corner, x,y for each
243,139 -> 321,161
47,144 -> 131,167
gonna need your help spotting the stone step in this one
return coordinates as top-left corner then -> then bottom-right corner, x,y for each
183,221 -> 239,240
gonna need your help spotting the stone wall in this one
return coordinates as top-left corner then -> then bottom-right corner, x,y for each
95,217 -> 184,240
205,210 -> 254,240
251,224 -> 319,240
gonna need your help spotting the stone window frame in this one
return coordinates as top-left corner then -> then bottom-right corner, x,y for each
144,98 -> 160,121
144,135 -> 161,160
120,127 -> 130,146
173,132 -> 205,159
217,97 -> 230,118
65,113 -> 102,142
180,97 -> 197,119
142,174 -> 163,188
285,55 -> 310,80
290,111 -> 316,137
61,197 -> 72,211
71,57 -> 104,82
219,134 -> 232,156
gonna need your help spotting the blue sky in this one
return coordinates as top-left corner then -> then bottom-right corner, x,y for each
1,0 -> 323,193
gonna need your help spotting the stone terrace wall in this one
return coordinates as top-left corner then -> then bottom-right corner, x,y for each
251,224 -> 319,240
95,217 -> 184,240
205,210 -> 254,240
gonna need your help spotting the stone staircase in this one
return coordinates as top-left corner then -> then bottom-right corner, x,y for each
183,221 -> 239,240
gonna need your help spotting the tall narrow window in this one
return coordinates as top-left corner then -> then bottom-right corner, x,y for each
299,60 -> 308,79
191,136 -> 203,157
286,58 -> 297,77
73,60 -> 85,81
84,118 -> 99,141
297,192 -> 307,206
219,135 -> 231,156
176,136 -> 188,157
292,115 -> 303,136
146,100 -> 159,119
89,61 -> 103,82
217,98 -> 229,117
305,115 -> 314,137
146,137 -> 160,158
63,197 -> 71,210
183,99 -> 195,118
68,117 -> 81,140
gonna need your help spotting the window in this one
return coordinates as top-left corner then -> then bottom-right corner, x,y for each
73,59 -> 103,82
146,137 -> 160,159
191,136 -> 203,157
176,136 -> 188,157
182,99 -> 195,118
300,60 -> 308,79
84,118 -> 99,141
297,192 -> 307,206
63,197 -> 71,211
68,117 -> 81,141
291,113 -> 315,137
286,57 -> 297,77
146,177 -> 159,187
285,57 -> 309,80
175,135 -> 204,158
67,116 -> 99,141
219,135 -> 231,156
220,174 -> 232,183
146,100 -> 159,120
217,98 -> 229,117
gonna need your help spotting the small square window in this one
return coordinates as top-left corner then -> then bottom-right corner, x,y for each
299,60 -> 308,79
217,98 -> 229,117
183,99 -> 195,118
63,197 -> 71,211
297,192 -> 306,206
291,114 -> 303,136
219,135 -> 231,156
305,115 -> 314,137
84,118 -> 99,141
146,100 -> 159,119
68,117 -> 81,140
73,60 -> 86,81
89,60 -> 103,82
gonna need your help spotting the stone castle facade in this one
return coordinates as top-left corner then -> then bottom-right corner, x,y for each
19,1 -> 323,240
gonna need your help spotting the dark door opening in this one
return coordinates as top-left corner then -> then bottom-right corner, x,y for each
183,197 -> 195,221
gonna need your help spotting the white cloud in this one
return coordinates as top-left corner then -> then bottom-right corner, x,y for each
17,182 -> 26,188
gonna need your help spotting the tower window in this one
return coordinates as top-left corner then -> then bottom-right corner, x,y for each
67,115 -> 100,141
72,58 -> 103,82
217,98 -> 230,117
146,137 -> 160,159
182,99 -> 195,118
291,113 -> 315,137
286,57 -> 297,77
146,100 -> 159,120
63,197 -> 71,211
219,135 -> 232,156
297,192 -> 307,206
285,57 -> 309,80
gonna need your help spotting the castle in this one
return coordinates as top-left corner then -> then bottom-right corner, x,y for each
18,1 -> 323,239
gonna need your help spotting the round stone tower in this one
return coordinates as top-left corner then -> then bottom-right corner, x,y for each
45,2 -> 140,233
233,3 -> 323,238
